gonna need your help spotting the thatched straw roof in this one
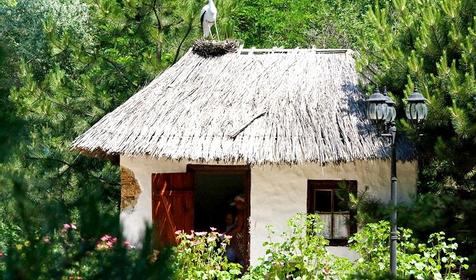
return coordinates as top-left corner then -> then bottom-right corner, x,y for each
72,46 -> 414,165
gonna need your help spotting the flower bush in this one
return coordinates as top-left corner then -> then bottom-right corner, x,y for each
171,228 -> 242,280
349,221 -> 469,279
242,214 -> 467,279
243,214 -> 352,280
0,215 -> 469,279
96,234 -> 118,250
0,221 -> 169,279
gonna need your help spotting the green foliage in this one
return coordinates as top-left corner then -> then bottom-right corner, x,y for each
0,41 -> 24,163
172,230 -> 242,279
358,0 -> 476,186
232,0 -> 373,48
0,0 -> 212,241
0,181 -> 173,279
242,214 -> 468,279
350,221 -> 468,279
358,0 -> 476,275
1,195 -> 470,280
243,214 -> 351,280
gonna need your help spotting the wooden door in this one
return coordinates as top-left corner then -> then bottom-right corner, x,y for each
152,173 -> 194,247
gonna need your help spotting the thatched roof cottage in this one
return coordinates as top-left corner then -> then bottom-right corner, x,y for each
72,44 -> 417,264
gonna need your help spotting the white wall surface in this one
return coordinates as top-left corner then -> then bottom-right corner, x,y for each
119,156 -> 417,264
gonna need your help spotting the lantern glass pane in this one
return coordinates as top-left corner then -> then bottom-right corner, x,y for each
376,103 -> 388,121
405,103 -> 412,120
367,103 -> 377,120
422,103 -> 428,120
385,106 -> 396,122
415,102 -> 428,121
412,104 -> 419,120
405,103 -> 418,120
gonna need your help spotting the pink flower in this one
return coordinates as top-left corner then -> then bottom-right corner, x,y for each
195,232 -> 207,236
123,240 -> 135,249
100,234 -> 112,242
62,223 -> 77,233
97,234 -> 118,250
42,236 -> 51,244
207,237 -> 216,243
175,230 -> 183,235
210,227 -> 217,232
0,251 -> 4,258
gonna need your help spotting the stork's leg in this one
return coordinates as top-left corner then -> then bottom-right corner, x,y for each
203,22 -> 211,38
209,26 -> 214,39
215,24 -> 220,41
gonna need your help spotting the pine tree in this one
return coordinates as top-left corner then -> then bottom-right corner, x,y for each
0,0 -> 208,228
0,1 -> 199,276
358,0 -> 476,275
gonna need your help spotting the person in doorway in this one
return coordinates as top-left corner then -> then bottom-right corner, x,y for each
224,211 -> 236,232
225,194 -> 247,266
224,211 -> 238,262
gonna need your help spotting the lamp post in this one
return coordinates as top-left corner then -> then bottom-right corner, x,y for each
366,87 -> 428,276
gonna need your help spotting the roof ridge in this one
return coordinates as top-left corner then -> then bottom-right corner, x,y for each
238,48 -> 352,55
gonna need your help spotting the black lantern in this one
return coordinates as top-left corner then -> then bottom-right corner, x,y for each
405,88 -> 428,124
366,89 -> 388,122
365,85 -> 428,276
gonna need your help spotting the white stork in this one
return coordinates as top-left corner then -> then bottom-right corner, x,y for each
200,0 -> 219,39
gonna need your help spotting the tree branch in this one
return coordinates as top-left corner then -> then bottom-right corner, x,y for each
152,0 -> 163,62
100,56 -> 139,88
173,19 -> 193,64
25,156 -> 74,167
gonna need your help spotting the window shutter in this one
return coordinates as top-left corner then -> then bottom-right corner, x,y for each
152,173 -> 194,247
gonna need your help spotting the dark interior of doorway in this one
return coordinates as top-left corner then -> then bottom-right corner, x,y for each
194,173 -> 245,232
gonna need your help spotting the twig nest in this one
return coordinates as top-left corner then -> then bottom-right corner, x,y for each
192,39 -> 239,57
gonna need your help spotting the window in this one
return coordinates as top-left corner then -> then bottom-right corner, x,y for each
307,180 -> 357,245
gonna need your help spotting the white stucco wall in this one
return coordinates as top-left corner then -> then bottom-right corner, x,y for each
119,156 -> 417,264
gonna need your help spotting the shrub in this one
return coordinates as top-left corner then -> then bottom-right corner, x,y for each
243,214 -> 352,280
0,220 -> 172,279
1,210 -> 469,279
171,229 -> 242,280
349,221 -> 469,279
243,214 -> 468,280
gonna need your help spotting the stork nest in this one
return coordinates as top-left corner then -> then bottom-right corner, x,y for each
192,39 -> 239,57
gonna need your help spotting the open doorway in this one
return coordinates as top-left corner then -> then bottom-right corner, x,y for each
187,164 -> 251,265
194,173 -> 244,231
